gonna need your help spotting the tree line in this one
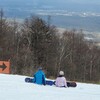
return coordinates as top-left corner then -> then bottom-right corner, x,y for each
0,10 -> 100,83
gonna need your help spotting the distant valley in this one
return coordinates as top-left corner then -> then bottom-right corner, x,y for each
0,0 -> 100,42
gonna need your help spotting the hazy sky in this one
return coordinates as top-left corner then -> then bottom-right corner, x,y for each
68,0 -> 100,4
0,0 -> 100,5
43,0 -> 100,5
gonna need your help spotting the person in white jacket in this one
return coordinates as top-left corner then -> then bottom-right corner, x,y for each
55,71 -> 67,87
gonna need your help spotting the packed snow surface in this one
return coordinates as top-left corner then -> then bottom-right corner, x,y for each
0,74 -> 100,100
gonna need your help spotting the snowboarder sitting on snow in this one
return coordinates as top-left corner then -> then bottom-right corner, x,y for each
33,67 -> 46,85
55,71 -> 67,88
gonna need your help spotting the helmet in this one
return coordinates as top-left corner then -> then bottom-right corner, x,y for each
38,67 -> 42,70
59,71 -> 64,75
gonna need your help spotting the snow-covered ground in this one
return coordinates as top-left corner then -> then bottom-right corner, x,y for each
0,74 -> 100,100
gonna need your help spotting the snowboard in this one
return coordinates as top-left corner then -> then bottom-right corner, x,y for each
25,77 -> 54,86
25,77 -> 77,87
53,81 -> 77,87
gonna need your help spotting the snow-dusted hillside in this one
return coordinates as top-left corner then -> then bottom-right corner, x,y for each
0,74 -> 100,100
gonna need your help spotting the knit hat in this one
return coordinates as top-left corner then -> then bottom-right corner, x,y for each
59,71 -> 64,75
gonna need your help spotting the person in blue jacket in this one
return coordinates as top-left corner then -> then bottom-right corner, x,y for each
33,67 -> 46,85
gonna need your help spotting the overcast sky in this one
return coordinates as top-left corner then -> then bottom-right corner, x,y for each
43,0 -> 100,5
0,0 -> 99,5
